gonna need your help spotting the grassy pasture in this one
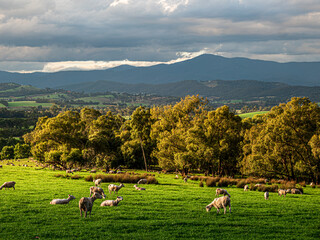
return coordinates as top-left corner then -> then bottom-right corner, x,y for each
238,111 -> 269,118
7,101 -> 54,108
0,161 -> 320,240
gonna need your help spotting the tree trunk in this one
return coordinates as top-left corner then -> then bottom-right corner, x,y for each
139,137 -> 148,172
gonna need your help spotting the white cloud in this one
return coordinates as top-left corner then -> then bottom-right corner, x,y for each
110,0 -> 129,7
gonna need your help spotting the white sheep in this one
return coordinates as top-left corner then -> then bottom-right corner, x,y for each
175,175 -> 179,179
89,186 -> 106,198
244,185 -> 249,191
278,189 -> 287,197
100,196 -> 123,207
215,188 -> 231,197
183,177 -> 188,183
264,191 -> 269,200
291,189 -> 303,195
79,192 -> 102,217
66,170 -> 73,174
90,169 -> 97,173
206,196 -> 231,214
93,178 -> 102,187
310,182 -> 315,187
0,181 -> 16,190
50,195 -> 76,204
137,179 -> 148,184
108,183 -> 125,194
133,185 -> 146,190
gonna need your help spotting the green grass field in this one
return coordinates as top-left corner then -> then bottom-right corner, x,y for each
0,160 -> 319,240
7,101 -> 54,108
238,111 -> 269,118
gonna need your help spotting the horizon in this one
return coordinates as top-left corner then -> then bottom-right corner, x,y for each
1,1 -> 320,73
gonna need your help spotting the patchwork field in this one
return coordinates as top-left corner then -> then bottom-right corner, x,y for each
0,160 -> 319,240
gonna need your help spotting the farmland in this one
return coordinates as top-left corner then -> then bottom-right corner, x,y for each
0,160 -> 319,240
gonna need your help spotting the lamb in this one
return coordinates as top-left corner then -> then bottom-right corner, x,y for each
278,189 -> 287,197
244,185 -> 249,191
100,196 -> 123,207
291,188 -> 303,195
133,185 -> 146,190
93,178 -> 102,187
206,196 -> 231,214
264,191 -> 269,200
50,195 -> 76,204
89,186 -> 106,198
0,181 -> 16,190
137,179 -> 148,184
215,188 -> 231,197
108,183 -> 125,195
79,192 -> 102,217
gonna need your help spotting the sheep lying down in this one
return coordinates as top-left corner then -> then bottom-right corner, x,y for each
206,196 -> 231,214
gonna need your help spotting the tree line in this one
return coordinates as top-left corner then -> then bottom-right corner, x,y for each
22,96 -> 320,183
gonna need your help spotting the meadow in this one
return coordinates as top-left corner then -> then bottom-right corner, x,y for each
0,160 -> 320,240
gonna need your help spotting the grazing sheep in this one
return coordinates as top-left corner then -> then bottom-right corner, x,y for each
108,183 -> 125,195
183,177 -> 188,183
137,179 -> 148,184
215,188 -> 231,197
93,178 -> 102,187
291,189 -> 303,195
100,196 -> 123,207
0,181 -> 16,190
66,170 -> 73,174
310,182 -> 315,188
50,195 -> 76,204
89,186 -> 106,198
206,196 -> 231,214
264,191 -> 269,200
108,170 -> 115,174
175,175 -> 179,179
278,189 -> 287,197
286,189 -> 291,194
133,185 -> 146,191
79,192 -> 102,217
244,185 -> 249,191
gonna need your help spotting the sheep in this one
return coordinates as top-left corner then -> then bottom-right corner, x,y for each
215,188 -> 231,197
291,189 -> 303,195
100,196 -> 123,207
206,196 -> 231,214
244,185 -> 249,191
108,183 -> 125,195
50,195 -> 76,204
137,179 -> 147,184
310,182 -> 315,188
66,170 -> 73,174
89,186 -> 106,198
183,177 -> 188,183
0,181 -> 16,190
0,165 -> 2,168
108,170 -> 115,174
255,184 -> 262,187
278,189 -> 287,197
133,185 -> 146,191
175,175 -> 179,179
90,169 -> 96,173
286,189 -> 291,194
264,191 -> 269,200
93,178 -> 102,187
79,192 -> 102,217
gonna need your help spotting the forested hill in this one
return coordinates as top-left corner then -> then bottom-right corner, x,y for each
62,79 -> 320,102
0,54 -> 320,88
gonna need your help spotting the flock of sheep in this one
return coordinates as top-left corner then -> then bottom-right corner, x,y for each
0,175 -> 309,218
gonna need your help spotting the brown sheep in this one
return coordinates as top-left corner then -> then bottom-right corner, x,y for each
108,183 -> 125,195
79,192 -> 102,217
0,181 -> 16,190
206,196 -> 231,214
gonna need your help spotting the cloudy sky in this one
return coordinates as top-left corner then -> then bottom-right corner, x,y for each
1,0 -> 320,72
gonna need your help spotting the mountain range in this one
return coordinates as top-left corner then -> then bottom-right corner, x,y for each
0,54 -> 319,89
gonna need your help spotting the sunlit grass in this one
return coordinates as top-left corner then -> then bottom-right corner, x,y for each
0,160 -> 319,239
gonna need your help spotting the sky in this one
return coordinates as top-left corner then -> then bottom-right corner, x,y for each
1,0 -> 320,72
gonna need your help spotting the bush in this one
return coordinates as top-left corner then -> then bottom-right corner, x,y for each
298,181 -> 306,187
236,180 -> 247,188
87,173 -> 158,184
199,181 -> 204,187
205,177 -> 220,187
257,184 -> 279,192
217,178 -> 231,187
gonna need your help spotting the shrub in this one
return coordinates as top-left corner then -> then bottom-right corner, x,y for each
205,177 -> 220,187
236,180 -> 247,188
279,181 -> 296,190
257,184 -> 278,192
85,175 -> 94,182
70,174 -> 82,179
298,181 -> 306,187
199,181 -> 204,187
217,178 -> 230,187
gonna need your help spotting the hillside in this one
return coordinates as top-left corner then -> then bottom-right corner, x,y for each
62,79 -> 320,102
0,54 -> 320,88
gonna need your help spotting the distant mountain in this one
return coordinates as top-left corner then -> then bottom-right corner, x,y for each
0,54 -> 320,88
62,79 -> 320,101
